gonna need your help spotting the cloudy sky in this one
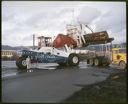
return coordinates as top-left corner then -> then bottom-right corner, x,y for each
2,1 -> 126,46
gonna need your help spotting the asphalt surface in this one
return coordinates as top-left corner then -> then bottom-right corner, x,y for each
2,61 -> 120,103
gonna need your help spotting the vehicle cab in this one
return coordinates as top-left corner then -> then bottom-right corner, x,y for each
112,48 -> 126,69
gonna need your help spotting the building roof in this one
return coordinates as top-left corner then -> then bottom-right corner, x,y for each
2,50 -> 17,52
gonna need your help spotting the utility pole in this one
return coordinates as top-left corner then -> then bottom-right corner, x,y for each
33,34 -> 35,50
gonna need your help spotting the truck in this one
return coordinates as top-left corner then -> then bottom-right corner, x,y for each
16,23 -> 116,70
111,47 -> 126,69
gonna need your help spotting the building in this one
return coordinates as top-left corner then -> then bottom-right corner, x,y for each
1,50 -> 16,58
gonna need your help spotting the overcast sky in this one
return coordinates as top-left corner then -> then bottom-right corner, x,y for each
2,1 -> 126,46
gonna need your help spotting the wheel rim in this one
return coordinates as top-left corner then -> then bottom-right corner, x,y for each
90,59 -> 93,65
72,56 -> 78,64
22,60 -> 27,66
94,59 -> 99,66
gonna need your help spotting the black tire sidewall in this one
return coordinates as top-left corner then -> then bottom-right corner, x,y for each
119,61 -> 126,70
16,57 -> 27,69
68,53 -> 79,66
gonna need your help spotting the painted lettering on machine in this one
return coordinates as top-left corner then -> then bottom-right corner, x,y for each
21,50 -> 68,63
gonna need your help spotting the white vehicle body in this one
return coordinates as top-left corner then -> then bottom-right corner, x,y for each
16,45 -> 88,69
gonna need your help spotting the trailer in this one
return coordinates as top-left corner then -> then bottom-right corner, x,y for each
86,44 -> 112,67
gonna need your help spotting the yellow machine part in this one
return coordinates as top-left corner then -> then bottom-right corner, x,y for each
112,48 -> 126,64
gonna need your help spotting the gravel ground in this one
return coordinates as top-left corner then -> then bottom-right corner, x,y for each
62,70 -> 127,103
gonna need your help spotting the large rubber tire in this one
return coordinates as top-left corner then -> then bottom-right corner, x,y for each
94,58 -> 100,66
119,61 -> 126,70
102,56 -> 111,67
16,57 -> 27,69
68,53 -> 79,66
89,59 -> 94,66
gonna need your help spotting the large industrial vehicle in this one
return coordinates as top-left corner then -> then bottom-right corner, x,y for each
16,23 -> 115,69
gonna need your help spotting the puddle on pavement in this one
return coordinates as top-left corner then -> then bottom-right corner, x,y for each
2,64 -> 59,78
36,66 -> 58,70
2,72 -> 17,78
2,61 -> 118,79
2,62 -> 91,78
78,62 -> 89,69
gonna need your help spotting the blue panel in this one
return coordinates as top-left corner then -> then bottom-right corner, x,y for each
20,50 -> 68,63
22,50 -> 68,63
37,54 -> 68,63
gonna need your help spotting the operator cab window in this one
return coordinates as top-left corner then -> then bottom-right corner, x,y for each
113,50 -> 119,54
119,49 -> 126,54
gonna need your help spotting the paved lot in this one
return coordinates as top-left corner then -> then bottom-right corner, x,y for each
2,61 -> 120,103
